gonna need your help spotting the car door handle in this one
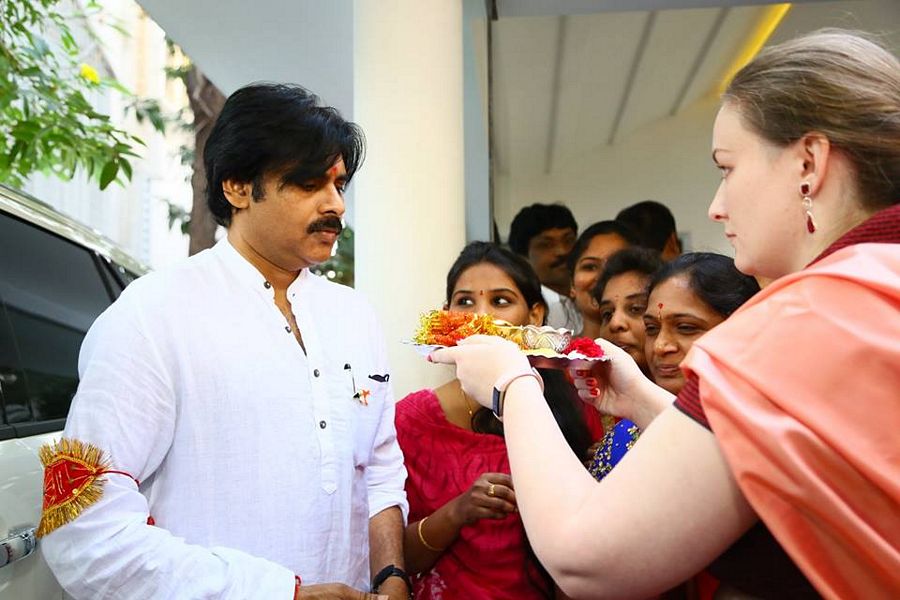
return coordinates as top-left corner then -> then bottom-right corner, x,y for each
0,526 -> 37,569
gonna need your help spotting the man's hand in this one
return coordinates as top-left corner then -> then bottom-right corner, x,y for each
374,576 -> 410,600
296,583 -> 387,600
450,472 -> 517,527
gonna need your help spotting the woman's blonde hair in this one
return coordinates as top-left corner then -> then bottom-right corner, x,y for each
724,29 -> 900,210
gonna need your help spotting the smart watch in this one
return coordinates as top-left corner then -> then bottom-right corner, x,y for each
492,367 -> 544,419
371,564 -> 412,599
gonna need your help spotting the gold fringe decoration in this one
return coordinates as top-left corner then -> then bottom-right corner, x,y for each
37,438 -> 112,537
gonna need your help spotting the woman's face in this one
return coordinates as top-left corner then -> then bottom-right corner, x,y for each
643,274 -> 725,395
708,103 -> 807,279
448,263 -> 544,327
597,271 -> 650,371
571,234 -> 630,320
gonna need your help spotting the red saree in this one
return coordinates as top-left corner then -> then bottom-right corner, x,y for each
396,389 -> 603,599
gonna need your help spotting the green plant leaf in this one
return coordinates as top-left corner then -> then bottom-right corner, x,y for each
119,157 -> 132,180
99,160 -> 118,190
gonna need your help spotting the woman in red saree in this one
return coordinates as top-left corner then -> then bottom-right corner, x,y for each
431,30 -> 900,599
396,242 -> 603,599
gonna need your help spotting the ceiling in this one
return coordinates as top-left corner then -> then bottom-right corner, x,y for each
495,0 -> 827,17
490,0 -> 900,178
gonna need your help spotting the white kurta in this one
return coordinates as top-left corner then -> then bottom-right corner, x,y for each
541,284 -> 583,333
42,239 -> 408,599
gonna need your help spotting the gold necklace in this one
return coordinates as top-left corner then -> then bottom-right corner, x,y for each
459,383 -> 476,419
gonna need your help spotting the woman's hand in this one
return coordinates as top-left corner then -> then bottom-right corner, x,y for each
569,338 -> 673,428
429,336 -> 529,408
449,472 -> 517,526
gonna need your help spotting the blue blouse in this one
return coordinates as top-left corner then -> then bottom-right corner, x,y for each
588,419 -> 641,481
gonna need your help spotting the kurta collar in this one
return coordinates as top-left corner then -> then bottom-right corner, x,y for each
213,237 -> 312,294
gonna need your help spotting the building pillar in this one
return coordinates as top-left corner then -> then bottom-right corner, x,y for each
353,0 -> 466,396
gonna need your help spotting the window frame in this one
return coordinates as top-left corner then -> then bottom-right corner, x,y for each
0,211 -> 128,438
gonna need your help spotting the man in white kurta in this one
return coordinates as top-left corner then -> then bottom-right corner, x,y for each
40,83 -> 409,600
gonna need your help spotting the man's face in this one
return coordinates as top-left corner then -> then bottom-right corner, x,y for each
527,227 -> 576,291
227,159 -> 348,272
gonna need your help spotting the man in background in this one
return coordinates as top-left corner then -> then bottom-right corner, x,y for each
616,200 -> 682,261
508,203 -> 581,331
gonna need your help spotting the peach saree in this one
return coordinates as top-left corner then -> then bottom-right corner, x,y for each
681,229 -> 900,599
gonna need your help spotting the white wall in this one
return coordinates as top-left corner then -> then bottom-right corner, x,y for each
353,1 -> 467,397
494,95 -> 732,255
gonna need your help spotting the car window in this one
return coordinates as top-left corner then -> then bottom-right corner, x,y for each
98,256 -> 139,298
0,212 -> 115,425
0,301 -> 25,426
112,261 -> 138,286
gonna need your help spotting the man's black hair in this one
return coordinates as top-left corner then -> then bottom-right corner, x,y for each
566,220 -> 640,275
616,200 -> 678,253
204,83 -> 365,226
507,203 -> 578,256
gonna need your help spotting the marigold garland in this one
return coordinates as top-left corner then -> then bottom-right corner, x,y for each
413,310 -> 502,347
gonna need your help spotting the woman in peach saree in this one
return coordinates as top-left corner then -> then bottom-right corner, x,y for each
431,30 -> 900,599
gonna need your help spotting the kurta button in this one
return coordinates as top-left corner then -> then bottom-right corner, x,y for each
263,281 -> 271,289
313,369 -> 320,377
319,420 -> 327,429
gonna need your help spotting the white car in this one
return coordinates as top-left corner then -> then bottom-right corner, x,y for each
0,184 -> 146,598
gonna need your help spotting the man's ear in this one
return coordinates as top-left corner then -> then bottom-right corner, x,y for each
529,303 -> 547,326
222,179 -> 253,210
663,232 -> 681,259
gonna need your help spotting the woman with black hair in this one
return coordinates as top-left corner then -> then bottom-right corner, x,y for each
589,252 -> 758,481
592,247 -> 664,375
395,242 -> 603,599
567,221 -> 639,340
643,253 -> 760,395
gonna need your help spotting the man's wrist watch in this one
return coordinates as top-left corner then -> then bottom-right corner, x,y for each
492,366 -> 544,419
372,564 -> 412,599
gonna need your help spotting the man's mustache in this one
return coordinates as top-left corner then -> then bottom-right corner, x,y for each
551,256 -> 569,269
307,217 -> 344,235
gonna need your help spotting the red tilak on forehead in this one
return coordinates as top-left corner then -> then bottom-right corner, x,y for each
328,165 -> 339,177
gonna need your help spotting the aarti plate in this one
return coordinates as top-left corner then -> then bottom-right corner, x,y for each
405,341 -> 610,369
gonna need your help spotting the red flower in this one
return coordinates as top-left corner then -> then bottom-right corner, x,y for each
562,337 -> 604,358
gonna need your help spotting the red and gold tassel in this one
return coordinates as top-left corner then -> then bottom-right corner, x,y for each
37,438 -> 113,537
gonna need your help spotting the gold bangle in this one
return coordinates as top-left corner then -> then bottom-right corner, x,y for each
417,516 -> 445,552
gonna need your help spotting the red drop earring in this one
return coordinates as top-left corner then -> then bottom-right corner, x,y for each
800,182 -> 817,234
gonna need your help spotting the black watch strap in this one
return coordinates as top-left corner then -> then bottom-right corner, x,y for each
371,563 -> 412,598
